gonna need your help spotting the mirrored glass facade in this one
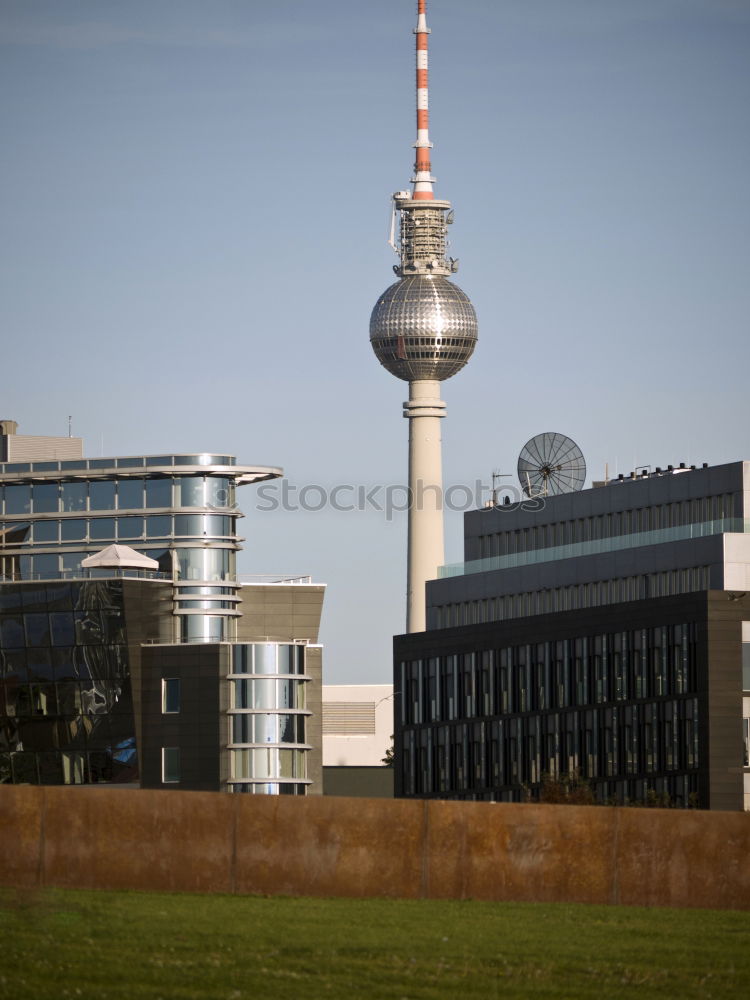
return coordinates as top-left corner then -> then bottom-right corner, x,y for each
0,580 -> 136,786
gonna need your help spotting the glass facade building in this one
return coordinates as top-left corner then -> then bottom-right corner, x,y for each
0,427 -> 325,794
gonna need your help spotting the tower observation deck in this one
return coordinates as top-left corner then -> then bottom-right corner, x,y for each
369,0 -> 478,632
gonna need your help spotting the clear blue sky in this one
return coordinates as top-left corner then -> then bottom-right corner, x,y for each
2,0 -> 749,682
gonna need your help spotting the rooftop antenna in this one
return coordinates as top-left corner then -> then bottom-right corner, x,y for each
412,0 -> 435,202
490,470 -> 510,506
68,415 -> 72,438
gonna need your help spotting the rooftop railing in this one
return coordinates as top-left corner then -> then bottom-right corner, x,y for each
238,575 -> 313,586
0,570 -> 316,586
0,455 -> 237,476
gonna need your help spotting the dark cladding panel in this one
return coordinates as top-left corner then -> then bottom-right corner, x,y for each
140,643 -> 224,791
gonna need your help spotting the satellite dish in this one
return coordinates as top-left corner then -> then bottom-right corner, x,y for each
518,432 -> 586,497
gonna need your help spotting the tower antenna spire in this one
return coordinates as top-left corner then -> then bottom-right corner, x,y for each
413,0 -> 434,200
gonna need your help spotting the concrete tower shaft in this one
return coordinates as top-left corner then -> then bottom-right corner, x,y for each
404,380 -> 445,633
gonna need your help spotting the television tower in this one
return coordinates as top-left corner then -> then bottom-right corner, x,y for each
370,0 -> 478,632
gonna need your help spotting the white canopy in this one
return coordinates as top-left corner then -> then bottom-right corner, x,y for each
81,544 -> 159,570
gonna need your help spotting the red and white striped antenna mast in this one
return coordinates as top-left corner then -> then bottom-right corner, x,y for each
386,0 -> 458,276
413,0 -> 434,200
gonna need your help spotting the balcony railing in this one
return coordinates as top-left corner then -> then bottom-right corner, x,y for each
0,568 -> 172,583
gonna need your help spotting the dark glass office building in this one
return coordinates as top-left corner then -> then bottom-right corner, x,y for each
394,461 -> 750,810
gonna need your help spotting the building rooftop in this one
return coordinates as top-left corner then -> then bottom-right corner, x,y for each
0,454 -> 282,485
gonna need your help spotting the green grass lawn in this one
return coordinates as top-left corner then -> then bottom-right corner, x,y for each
1,888 -> 748,999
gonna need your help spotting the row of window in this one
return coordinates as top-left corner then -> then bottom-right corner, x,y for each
1,514 -> 237,547
2,650 -> 127,685
383,348 -> 473,360
0,476 -> 235,516
415,773 -> 700,807
385,336 -> 472,348
160,746 -> 310,787
0,580 -> 125,613
180,615 -> 234,642
230,678 -> 307,711
227,782 -> 307,795
2,681 -> 130,719
401,625 -> 697,724
433,569 -> 711,629
477,493 -> 736,557
230,643 -> 306,677
229,747 -> 307,781
400,698 -> 700,799
0,455 -> 235,475
229,712 -> 306,745
1,747 -> 138,785
1,546 -> 234,583
374,335 -> 474,351
0,610 -> 126,648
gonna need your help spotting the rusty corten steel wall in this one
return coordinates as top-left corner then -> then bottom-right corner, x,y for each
1,785 -> 749,910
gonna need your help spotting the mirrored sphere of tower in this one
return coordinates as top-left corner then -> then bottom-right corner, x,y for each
370,275 -> 478,382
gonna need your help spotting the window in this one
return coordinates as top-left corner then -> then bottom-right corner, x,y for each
89,481 -> 116,511
5,485 -> 31,515
743,635 -> 750,691
61,519 -> 86,541
177,477 -> 205,508
32,554 -> 58,580
33,521 -> 59,543
61,482 -> 87,512
146,478 -> 173,509
162,678 -> 180,714
90,517 -> 116,540
206,478 -> 233,509
33,483 -> 59,513
118,479 -> 144,510
162,747 -> 180,783
146,515 -> 171,538
117,516 -> 144,540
